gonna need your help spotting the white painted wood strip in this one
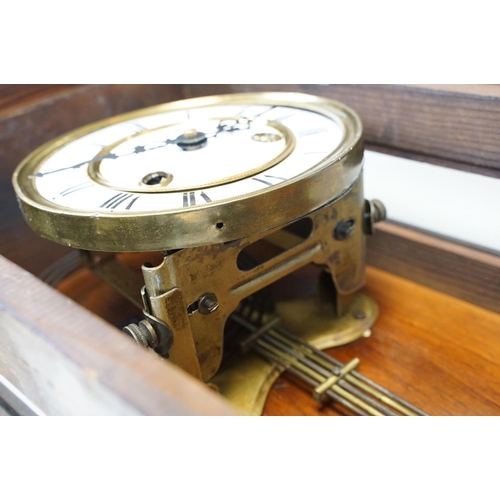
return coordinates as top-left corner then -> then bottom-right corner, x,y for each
364,150 -> 500,252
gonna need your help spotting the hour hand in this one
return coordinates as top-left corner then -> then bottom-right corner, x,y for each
172,119 -> 251,151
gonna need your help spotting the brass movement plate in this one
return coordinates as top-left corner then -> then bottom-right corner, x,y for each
211,292 -> 378,415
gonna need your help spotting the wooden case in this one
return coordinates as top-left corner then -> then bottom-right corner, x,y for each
1,84 -> 500,415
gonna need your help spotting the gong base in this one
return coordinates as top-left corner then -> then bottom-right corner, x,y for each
210,291 -> 378,415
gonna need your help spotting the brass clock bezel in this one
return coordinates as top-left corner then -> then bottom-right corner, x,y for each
12,92 -> 363,252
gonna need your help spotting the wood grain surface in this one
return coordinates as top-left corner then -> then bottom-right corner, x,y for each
263,266 -> 500,416
367,222 -> 500,314
54,257 -> 500,416
0,255 -> 237,416
0,85 -> 81,113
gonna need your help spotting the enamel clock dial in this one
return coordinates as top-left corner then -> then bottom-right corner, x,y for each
13,93 -> 363,251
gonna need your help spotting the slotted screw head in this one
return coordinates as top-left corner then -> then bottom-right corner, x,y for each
198,293 -> 219,315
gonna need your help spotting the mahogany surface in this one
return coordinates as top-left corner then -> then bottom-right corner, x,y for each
57,261 -> 500,416
264,266 -> 500,416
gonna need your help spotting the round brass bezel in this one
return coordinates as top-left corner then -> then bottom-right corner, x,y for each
12,92 -> 364,252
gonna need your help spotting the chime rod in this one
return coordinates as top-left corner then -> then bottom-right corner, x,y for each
268,328 -> 418,416
232,312 -> 428,416
256,337 -> 385,416
250,343 -> 370,416
39,250 -> 81,287
273,326 -> 428,416
260,333 -> 396,416
232,313 -> 398,416
233,314 -> 376,414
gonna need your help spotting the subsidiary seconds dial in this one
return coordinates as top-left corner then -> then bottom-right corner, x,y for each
13,93 -> 363,251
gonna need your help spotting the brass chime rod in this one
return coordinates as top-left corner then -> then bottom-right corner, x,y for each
251,341 -> 372,416
272,325 -> 428,416
231,313 -> 428,416
256,332 -> 390,415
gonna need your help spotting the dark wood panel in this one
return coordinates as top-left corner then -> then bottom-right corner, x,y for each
0,85 -> 82,114
367,221 -> 500,314
183,84 -> 500,178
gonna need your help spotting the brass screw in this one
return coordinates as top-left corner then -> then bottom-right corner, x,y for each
334,218 -> 356,240
352,310 -> 366,320
363,199 -> 387,235
198,293 -> 219,315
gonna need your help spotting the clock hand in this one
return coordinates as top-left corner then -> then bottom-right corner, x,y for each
30,136 -> 181,178
31,119 -> 254,179
212,117 -> 251,138
209,106 -> 275,137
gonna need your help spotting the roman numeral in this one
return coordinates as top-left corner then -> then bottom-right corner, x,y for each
60,182 -> 93,196
183,192 -> 195,207
298,128 -> 328,137
183,191 -> 211,207
100,193 -> 134,209
200,191 -> 212,203
253,177 -> 273,186
263,175 -> 287,181
125,196 -> 140,210
253,175 -> 287,186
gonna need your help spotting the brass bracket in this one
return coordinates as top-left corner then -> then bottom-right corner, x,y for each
141,176 -> 368,381
78,177 -> 387,387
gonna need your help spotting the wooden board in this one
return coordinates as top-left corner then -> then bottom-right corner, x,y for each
0,255 -> 237,416
367,222 -> 500,314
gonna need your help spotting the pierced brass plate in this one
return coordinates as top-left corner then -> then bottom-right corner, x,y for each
211,292 -> 378,415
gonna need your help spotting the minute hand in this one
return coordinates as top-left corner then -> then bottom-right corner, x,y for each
31,119 -> 252,179
30,135 -> 186,179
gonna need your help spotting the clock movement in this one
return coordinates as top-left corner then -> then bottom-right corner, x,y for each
12,92 -> 425,415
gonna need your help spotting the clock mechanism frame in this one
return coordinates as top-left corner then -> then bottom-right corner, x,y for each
11,92 -> 426,416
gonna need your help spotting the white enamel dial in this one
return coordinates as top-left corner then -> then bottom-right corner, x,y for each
13,93 -> 363,251
29,103 -> 343,213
